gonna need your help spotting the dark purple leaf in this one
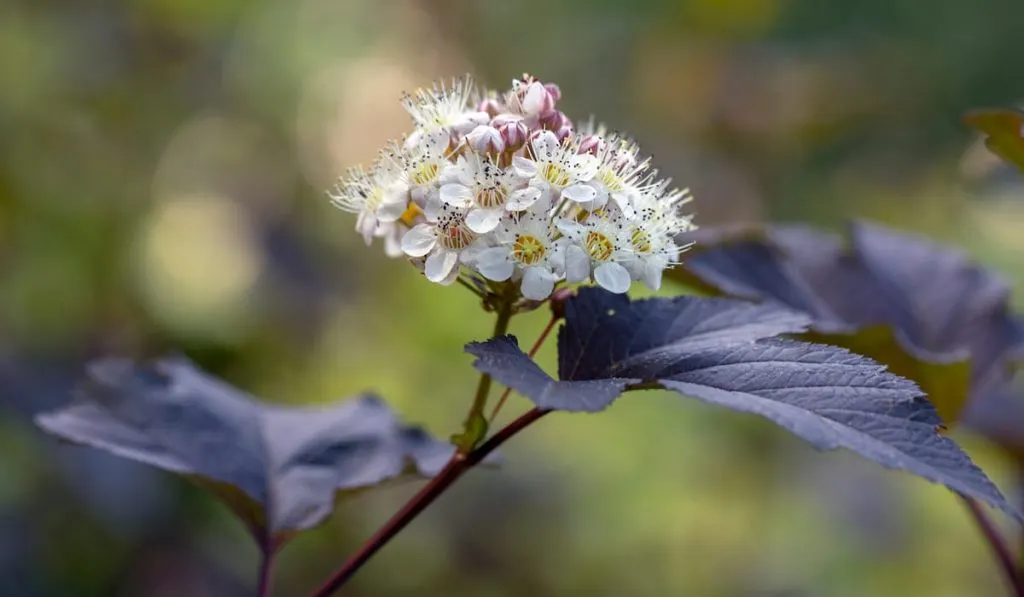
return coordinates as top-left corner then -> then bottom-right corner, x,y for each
35,357 -> 453,545
670,220 -> 1024,425
468,288 -> 1019,520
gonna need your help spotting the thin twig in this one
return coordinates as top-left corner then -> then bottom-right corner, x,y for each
454,301 -> 514,453
256,543 -> 276,597
455,276 -> 485,298
308,408 -> 550,597
961,495 -> 1024,596
490,314 -> 559,420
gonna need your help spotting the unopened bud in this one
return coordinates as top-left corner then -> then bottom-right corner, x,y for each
543,83 -> 562,103
577,134 -> 606,156
476,96 -> 502,118
554,120 -> 574,143
518,81 -> 556,117
496,116 -> 529,151
466,124 -> 505,155
540,109 -> 567,131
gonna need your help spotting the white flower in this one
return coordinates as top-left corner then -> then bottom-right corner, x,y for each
402,75 -> 489,136
329,159 -> 409,245
475,212 -> 565,300
510,131 -> 599,211
400,202 -> 477,283
588,135 -> 652,218
622,186 -> 695,290
439,153 -> 526,234
331,73 -> 697,297
395,129 -> 452,204
558,215 -> 633,294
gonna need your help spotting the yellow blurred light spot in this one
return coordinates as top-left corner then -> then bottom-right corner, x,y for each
137,195 -> 263,337
681,0 -> 781,37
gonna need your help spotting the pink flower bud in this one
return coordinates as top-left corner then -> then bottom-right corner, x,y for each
577,134 -> 606,156
518,81 -> 556,117
554,120 -> 574,143
540,109 -> 565,131
466,124 -> 505,154
543,83 -> 562,103
476,96 -> 502,118
496,116 -> 529,151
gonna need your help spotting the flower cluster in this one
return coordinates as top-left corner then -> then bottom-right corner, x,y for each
330,74 -> 695,300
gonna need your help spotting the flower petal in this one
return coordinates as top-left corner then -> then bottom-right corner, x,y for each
530,130 -> 559,159
401,224 -> 436,257
513,156 -> 538,178
642,258 -> 665,291
440,183 -> 474,207
420,129 -> 451,157
611,190 -> 636,218
594,262 -> 631,294
565,245 -> 591,283
425,249 -> 459,282
507,187 -> 542,211
477,248 -> 514,281
556,219 -> 586,239
466,208 -> 503,233
562,184 -> 597,203
571,154 -> 599,180
521,267 -> 555,300
357,212 -> 377,245
521,82 -> 548,116
383,228 -> 404,258
376,199 -> 408,222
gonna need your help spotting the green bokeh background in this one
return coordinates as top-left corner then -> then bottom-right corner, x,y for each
3,0 -> 1024,595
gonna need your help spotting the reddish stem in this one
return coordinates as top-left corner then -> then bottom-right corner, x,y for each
308,408 -> 550,597
256,544 -> 276,597
490,315 -> 559,420
961,495 -> 1024,596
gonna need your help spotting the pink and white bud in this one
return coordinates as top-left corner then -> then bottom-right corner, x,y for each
495,115 -> 529,151
540,109 -> 568,131
553,120 -> 574,143
577,134 -> 606,156
466,124 -> 505,154
476,96 -> 502,118
518,81 -> 556,117
543,83 -> 562,103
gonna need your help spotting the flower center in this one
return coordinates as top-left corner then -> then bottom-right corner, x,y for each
400,202 -> 422,227
585,231 -> 614,262
362,188 -> 383,211
438,221 -> 476,250
541,163 -> 571,188
512,234 -> 546,265
630,226 -> 652,253
476,186 -> 507,209
597,168 -> 625,193
411,162 -> 441,186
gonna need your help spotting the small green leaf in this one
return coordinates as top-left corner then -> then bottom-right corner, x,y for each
451,411 -> 489,453
964,108 -> 1024,173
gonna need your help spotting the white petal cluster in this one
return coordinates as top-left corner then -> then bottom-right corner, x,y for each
330,74 -> 695,299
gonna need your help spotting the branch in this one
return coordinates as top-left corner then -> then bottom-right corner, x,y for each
961,495 -> 1024,596
308,408 -> 550,597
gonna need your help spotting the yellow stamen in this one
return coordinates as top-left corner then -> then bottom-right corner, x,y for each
585,231 -> 614,261
541,163 -> 571,187
512,234 -> 546,265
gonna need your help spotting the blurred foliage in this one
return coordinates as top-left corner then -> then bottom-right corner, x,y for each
3,0 -> 1024,595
